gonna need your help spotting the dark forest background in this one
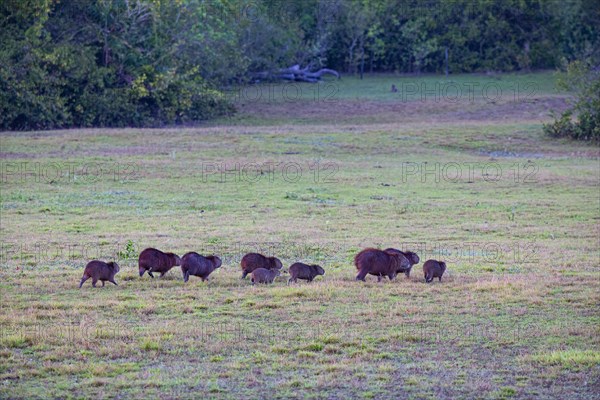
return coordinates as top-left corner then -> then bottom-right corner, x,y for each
1,0 -> 598,131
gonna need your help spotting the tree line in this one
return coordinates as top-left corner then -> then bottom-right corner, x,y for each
1,0 -> 598,131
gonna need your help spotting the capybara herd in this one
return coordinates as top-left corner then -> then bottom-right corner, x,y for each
80,246 -> 448,288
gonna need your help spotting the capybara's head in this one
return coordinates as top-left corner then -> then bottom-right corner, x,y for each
273,269 -> 281,278
139,266 -> 146,277
439,261 -> 447,272
108,261 -> 120,273
272,258 -> 283,270
313,265 -> 325,276
212,256 -> 222,269
404,251 -> 420,265
168,253 -> 181,267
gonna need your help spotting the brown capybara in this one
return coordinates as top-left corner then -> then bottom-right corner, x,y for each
423,259 -> 447,283
288,263 -> 325,284
251,268 -> 280,285
138,248 -> 181,278
79,260 -> 120,288
384,248 -> 420,278
240,253 -> 283,279
181,252 -> 222,282
354,248 -> 410,282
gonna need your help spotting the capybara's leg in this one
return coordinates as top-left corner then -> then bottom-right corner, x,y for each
308,277 -> 313,282
79,275 -> 89,288
251,278 -> 255,285
439,276 -> 442,282
102,280 -> 105,287
405,270 -> 411,278
184,271 -> 190,282
159,272 -> 166,278
110,279 -> 118,286
148,271 -> 155,278
356,269 -> 368,281
241,271 -> 248,279
92,278 -> 98,287
287,278 -> 292,285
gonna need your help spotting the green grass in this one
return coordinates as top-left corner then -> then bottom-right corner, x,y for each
528,350 -> 600,371
0,72 -> 599,399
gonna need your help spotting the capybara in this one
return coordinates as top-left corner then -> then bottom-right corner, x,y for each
251,268 -> 281,284
181,252 -> 222,282
384,248 -> 420,278
79,260 -> 120,288
288,262 -> 325,284
423,259 -> 447,283
240,253 -> 283,279
138,248 -> 181,278
354,248 -> 410,282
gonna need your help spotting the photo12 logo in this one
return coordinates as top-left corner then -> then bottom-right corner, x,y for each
225,82 -> 339,104
1,162 -> 140,184
0,240 -> 139,268
400,161 -> 539,184
394,81 -> 538,103
200,161 -> 339,184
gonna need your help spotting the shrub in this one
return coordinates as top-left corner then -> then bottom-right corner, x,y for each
544,60 -> 600,143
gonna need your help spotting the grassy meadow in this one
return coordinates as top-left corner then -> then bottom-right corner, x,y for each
0,72 -> 599,399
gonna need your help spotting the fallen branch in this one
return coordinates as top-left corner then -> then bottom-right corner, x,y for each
251,65 -> 340,83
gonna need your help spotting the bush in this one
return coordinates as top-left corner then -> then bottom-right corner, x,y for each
544,61 -> 600,143
0,1 -> 236,131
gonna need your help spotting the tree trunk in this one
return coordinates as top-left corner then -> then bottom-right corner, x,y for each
250,65 -> 340,83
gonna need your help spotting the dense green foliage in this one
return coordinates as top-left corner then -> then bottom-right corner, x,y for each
1,0 -> 598,130
0,0 -> 235,130
543,61 -> 600,143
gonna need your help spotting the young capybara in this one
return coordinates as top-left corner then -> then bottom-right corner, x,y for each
138,247 -> 181,278
79,260 -> 120,288
423,259 -> 447,283
251,268 -> 281,285
288,263 -> 325,284
240,253 -> 283,279
181,252 -> 222,282
384,248 -> 420,278
354,248 -> 410,282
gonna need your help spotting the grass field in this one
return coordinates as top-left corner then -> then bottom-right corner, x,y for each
1,72 -> 599,399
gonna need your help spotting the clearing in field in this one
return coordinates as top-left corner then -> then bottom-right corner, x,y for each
0,73 -> 599,399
